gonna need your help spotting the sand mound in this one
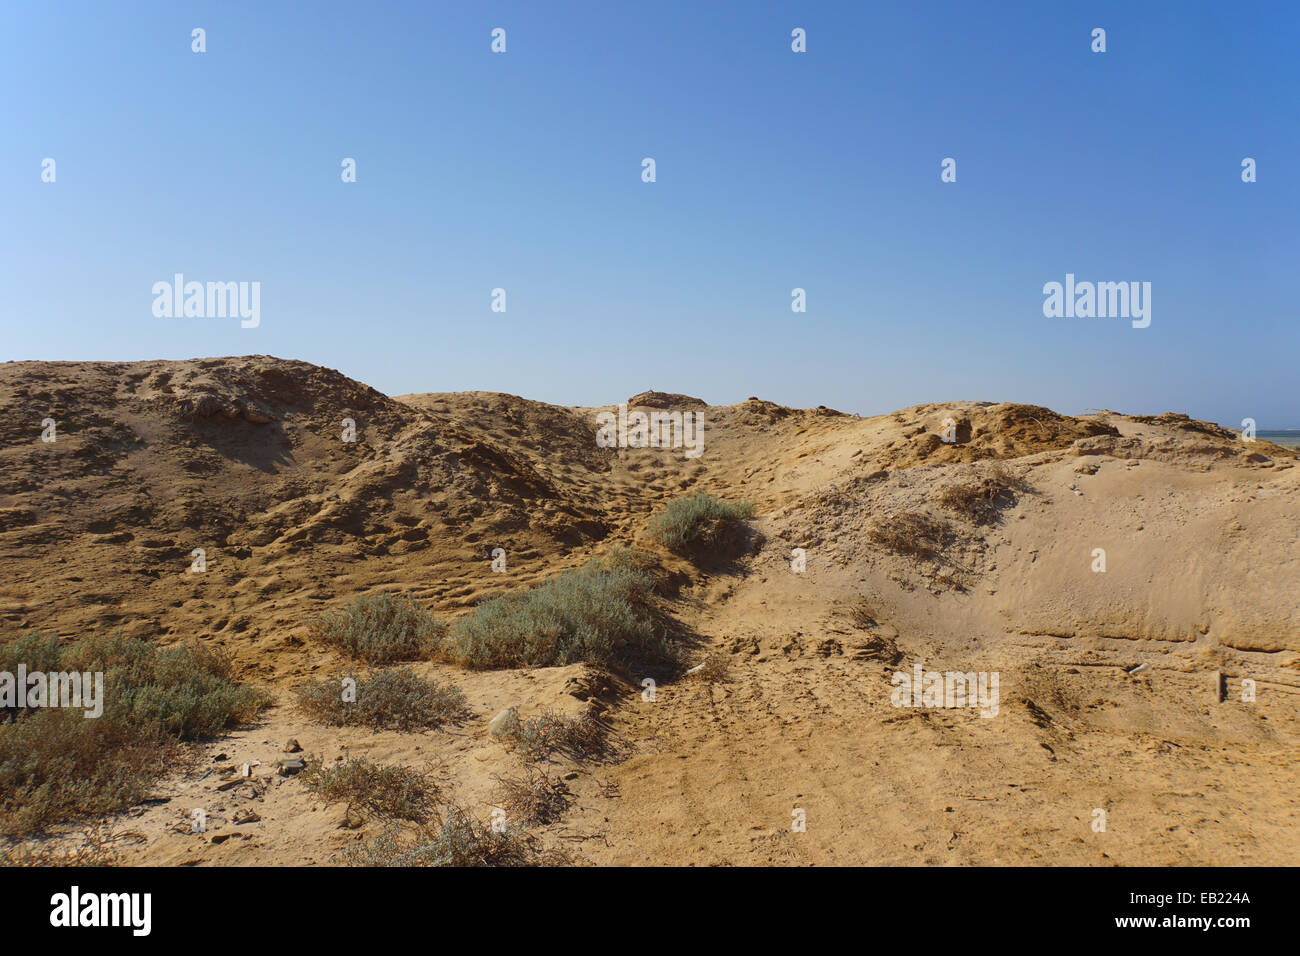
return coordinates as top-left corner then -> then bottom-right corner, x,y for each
862,402 -> 1119,468
0,358 -> 607,680
624,390 -> 708,409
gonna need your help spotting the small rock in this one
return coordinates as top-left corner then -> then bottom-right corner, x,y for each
487,707 -> 520,737
284,739 -> 302,754
233,809 -> 260,825
278,757 -> 306,776
243,401 -> 274,424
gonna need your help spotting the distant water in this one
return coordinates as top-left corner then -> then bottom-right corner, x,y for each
1257,430 -> 1300,448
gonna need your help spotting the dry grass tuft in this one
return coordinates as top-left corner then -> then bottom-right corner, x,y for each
847,598 -> 879,629
689,650 -> 732,684
867,512 -> 951,560
934,462 -> 1030,524
294,667 -> 469,732
492,765 -> 570,826
500,709 -> 607,763
300,756 -> 440,825
338,804 -> 573,867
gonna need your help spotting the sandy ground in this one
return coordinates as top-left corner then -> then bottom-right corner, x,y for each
1,357 -> 1296,865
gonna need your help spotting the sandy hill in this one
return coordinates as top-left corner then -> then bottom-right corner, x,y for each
2,356 -> 1297,865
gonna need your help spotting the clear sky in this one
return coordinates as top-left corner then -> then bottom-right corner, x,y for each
3,1 -> 1297,426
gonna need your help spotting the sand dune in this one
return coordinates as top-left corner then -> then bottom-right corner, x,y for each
2,356 -> 1297,865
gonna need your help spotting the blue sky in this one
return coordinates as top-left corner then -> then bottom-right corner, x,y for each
3,1 -> 1297,425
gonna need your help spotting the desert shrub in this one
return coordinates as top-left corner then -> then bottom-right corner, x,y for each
445,550 -> 661,669
500,709 -> 606,762
492,765 -> 569,825
934,463 -> 1029,523
294,667 -> 468,732
300,756 -> 438,824
56,633 -> 267,739
645,493 -> 755,555
0,631 -> 269,836
0,632 -> 63,684
0,709 -> 168,836
309,592 -> 446,663
338,804 -> 571,867
689,650 -> 731,684
867,512 -> 951,560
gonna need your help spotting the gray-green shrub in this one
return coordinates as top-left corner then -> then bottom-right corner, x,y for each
309,592 -> 446,663
0,631 -> 269,835
444,549 -> 660,669
645,493 -> 755,555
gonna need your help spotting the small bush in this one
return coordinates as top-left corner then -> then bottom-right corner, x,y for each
689,651 -> 731,684
645,493 -> 755,556
500,710 -> 606,763
868,512 -> 950,561
309,592 -> 446,663
492,765 -> 569,825
0,631 -> 269,836
0,632 -> 62,686
0,710 -> 168,836
294,667 -> 468,732
300,756 -> 438,824
934,463 -> 1028,523
445,549 -> 662,669
338,804 -> 571,867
